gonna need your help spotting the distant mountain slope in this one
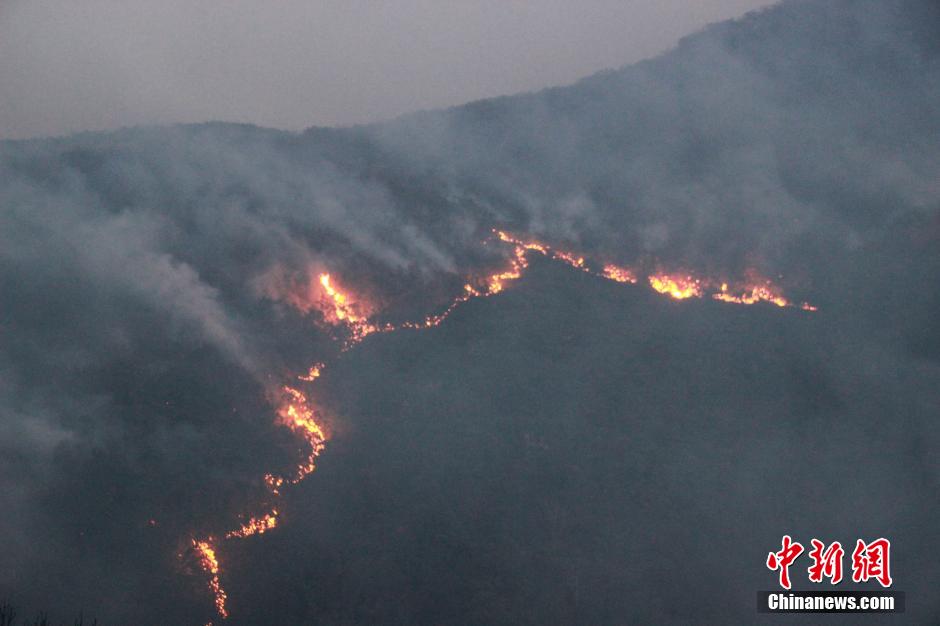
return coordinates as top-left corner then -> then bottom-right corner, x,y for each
0,1 -> 938,623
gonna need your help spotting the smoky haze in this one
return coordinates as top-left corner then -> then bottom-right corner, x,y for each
1,0 -> 939,624
0,0 -> 774,140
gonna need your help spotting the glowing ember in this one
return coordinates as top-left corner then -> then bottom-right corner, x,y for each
298,363 -> 324,381
495,230 -> 549,255
277,386 -> 327,481
187,228 -> 817,620
264,473 -> 284,495
318,274 -> 381,343
495,230 -> 589,273
601,264 -> 638,284
192,538 -> 228,619
188,377 -> 327,619
553,250 -> 588,271
485,255 -> 526,294
400,295 -> 470,330
712,281 -> 789,307
648,274 -> 704,299
225,510 -> 279,539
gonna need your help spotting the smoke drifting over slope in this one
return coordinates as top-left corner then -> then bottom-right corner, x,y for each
1,1 -> 939,623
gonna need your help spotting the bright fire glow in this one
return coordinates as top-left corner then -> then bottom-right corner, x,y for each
298,363 -> 323,381
189,376 -> 327,618
648,274 -> 704,299
225,510 -> 279,539
264,473 -> 284,495
318,274 -> 382,343
188,228 -> 817,620
712,281 -> 788,307
277,386 -> 327,481
601,264 -> 638,284
192,539 -> 228,619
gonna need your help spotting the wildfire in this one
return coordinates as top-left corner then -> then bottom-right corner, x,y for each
400,295 -> 470,330
495,230 -> 589,274
189,368 -> 328,619
192,539 -> 228,619
481,250 -> 527,295
225,510 -> 279,539
318,274 -> 382,343
401,231 -> 556,328
298,363 -> 323,381
495,230 -> 549,255
264,473 -> 284,495
648,274 -> 704,299
601,264 -> 638,284
187,227 -> 817,620
646,272 -> 819,310
553,250 -> 588,271
712,281 -> 788,307
277,386 -> 328,481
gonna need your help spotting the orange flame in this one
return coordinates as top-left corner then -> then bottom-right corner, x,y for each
712,281 -> 788,307
298,363 -> 323,381
192,538 -> 228,619
317,274 -> 382,343
225,510 -> 279,539
188,374 -> 328,620
648,274 -> 704,299
494,230 -> 589,273
601,264 -> 638,284
188,228 -> 817,620
400,295 -> 469,330
481,250 -> 527,295
264,473 -> 284,495
277,386 -> 328,481
553,250 -> 588,271
400,231 -> 547,329
494,230 -> 549,255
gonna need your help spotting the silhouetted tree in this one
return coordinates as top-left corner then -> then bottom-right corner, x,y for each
0,604 -> 97,626
0,603 -> 16,626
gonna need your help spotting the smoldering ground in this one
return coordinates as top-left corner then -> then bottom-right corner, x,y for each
0,0 -> 939,623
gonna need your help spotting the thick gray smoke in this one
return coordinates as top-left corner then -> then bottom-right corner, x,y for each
0,1 -> 938,623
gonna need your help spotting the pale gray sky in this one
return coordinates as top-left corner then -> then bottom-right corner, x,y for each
0,0 -> 776,140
